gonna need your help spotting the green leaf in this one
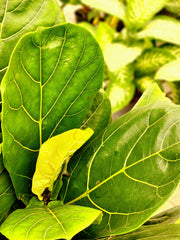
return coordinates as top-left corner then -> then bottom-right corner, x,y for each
95,22 -> 115,51
104,43 -> 143,72
167,82 -> 180,104
0,0 -> 65,81
63,97 -> 180,238
1,23 -> 104,204
155,60 -> 180,81
126,0 -> 168,30
81,0 -> 126,20
106,64 -> 135,112
135,48 -> 176,77
0,199 -> 102,240
0,154 -> 16,223
78,22 -> 96,37
81,90 -> 112,139
161,44 -> 180,59
97,224 -> 180,240
165,0 -> 180,15
32,128 -> 94,201
137,16 -> 180,45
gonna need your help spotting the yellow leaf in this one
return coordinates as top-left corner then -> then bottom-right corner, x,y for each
32,128 -> 94,200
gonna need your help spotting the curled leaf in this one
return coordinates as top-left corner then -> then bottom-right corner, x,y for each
32,128 -> 94,200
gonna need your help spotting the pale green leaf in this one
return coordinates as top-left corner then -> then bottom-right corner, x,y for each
64,98 -> 180,238
155,60 -> 180,81
77,22 -> 96,36
165,0 -> 180,15
0,0 -> 65,81
32,128 -> 94,201
95,22 -> 115,51
1,23 -> 104,204
137,16 -> 180,45
135,48 -> 176,76
104,43 -> 143,72
0,199 -> 102,240
81,0 -> 126,20
126,0 -> 168,30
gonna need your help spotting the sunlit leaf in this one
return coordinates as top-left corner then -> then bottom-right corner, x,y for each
126,0 -> 168,30
104,43 -> 143,72
165,0 -> 180,15
32,128 -> 94,201
137,16 -> 180,45
0,0 -> 65,81
0,198 -> 102,240
135,75 -> 162,93
161,44 -> 180,59
135,48 -> 176,77
64,93 -> 180,238
81,0 -> 126,20
1,23 -> 104,204
155,60 -> 180,81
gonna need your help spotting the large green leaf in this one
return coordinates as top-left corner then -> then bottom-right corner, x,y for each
165,0 -> 180,15
137,16 -> 180,45
1,23 -> 104,204
126,0 -> 168,30
155,60 -> 180,81
135,48 -> 176,77
81,0 -> 126,20
0,0 -> 65,81
81,90 -> 112,139
63,96 -> 180,238
0,198 -> 102,240
0,154 -> 16,223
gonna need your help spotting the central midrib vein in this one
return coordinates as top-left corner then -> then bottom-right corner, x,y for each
39,32 -> 43,147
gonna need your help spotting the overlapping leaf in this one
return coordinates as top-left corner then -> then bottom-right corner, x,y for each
126,0 -> 168,30
155,60 -> 180,81
1,23 -> 104,204
0,0 -> 65,81
81,0 -> 126,20
63,88 -> 180,238
0,198 -> 102,240
165,0 -> 180,15
137,16 -> 180,45
135,48 -> 176,77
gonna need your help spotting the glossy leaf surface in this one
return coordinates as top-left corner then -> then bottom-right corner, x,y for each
64,95 -> 180,238
32,128 -> 94,200
126,0 -> 167,30
0,154 -> 16,222
137,16 -> 180,45
0,199 -> 102,240
0,0 -> 65,81
135,48 -> 176,77
1,23 -> 104,203
155,60 -> 180,81
81,0 -> 126,20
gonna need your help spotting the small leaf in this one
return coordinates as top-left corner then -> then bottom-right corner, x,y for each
104,43 -> 143,72
0,0 -> 65,81
137,16 -> 180,45
135,48 -> 176,77
126,0 -> 168,30
0,200 -> 102,240
135,75 -> 162,93
32,128 -> 94,201
81,0 -> 126,20
161,44 -> 180,59
155,60 -> 180,81
134,83 -> 166,108
165,0 -> 180,15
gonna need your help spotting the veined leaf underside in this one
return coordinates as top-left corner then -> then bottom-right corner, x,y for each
4,25 -> 102,152
66,105 -> 180,216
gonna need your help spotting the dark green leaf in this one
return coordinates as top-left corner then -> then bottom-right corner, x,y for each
0,0 -> 65,81
1,23 -> 104,204
0,198 -> 102,240
64,96 -> 180,238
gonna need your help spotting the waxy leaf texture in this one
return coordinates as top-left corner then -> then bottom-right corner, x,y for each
1,23 -> 104,203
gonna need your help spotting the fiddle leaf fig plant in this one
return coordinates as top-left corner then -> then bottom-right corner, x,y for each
0,1 -> 180,240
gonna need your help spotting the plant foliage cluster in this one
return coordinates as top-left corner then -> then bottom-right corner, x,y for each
0,0 -> 180,240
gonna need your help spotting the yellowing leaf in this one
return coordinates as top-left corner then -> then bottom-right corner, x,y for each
32,128 -> 94,200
